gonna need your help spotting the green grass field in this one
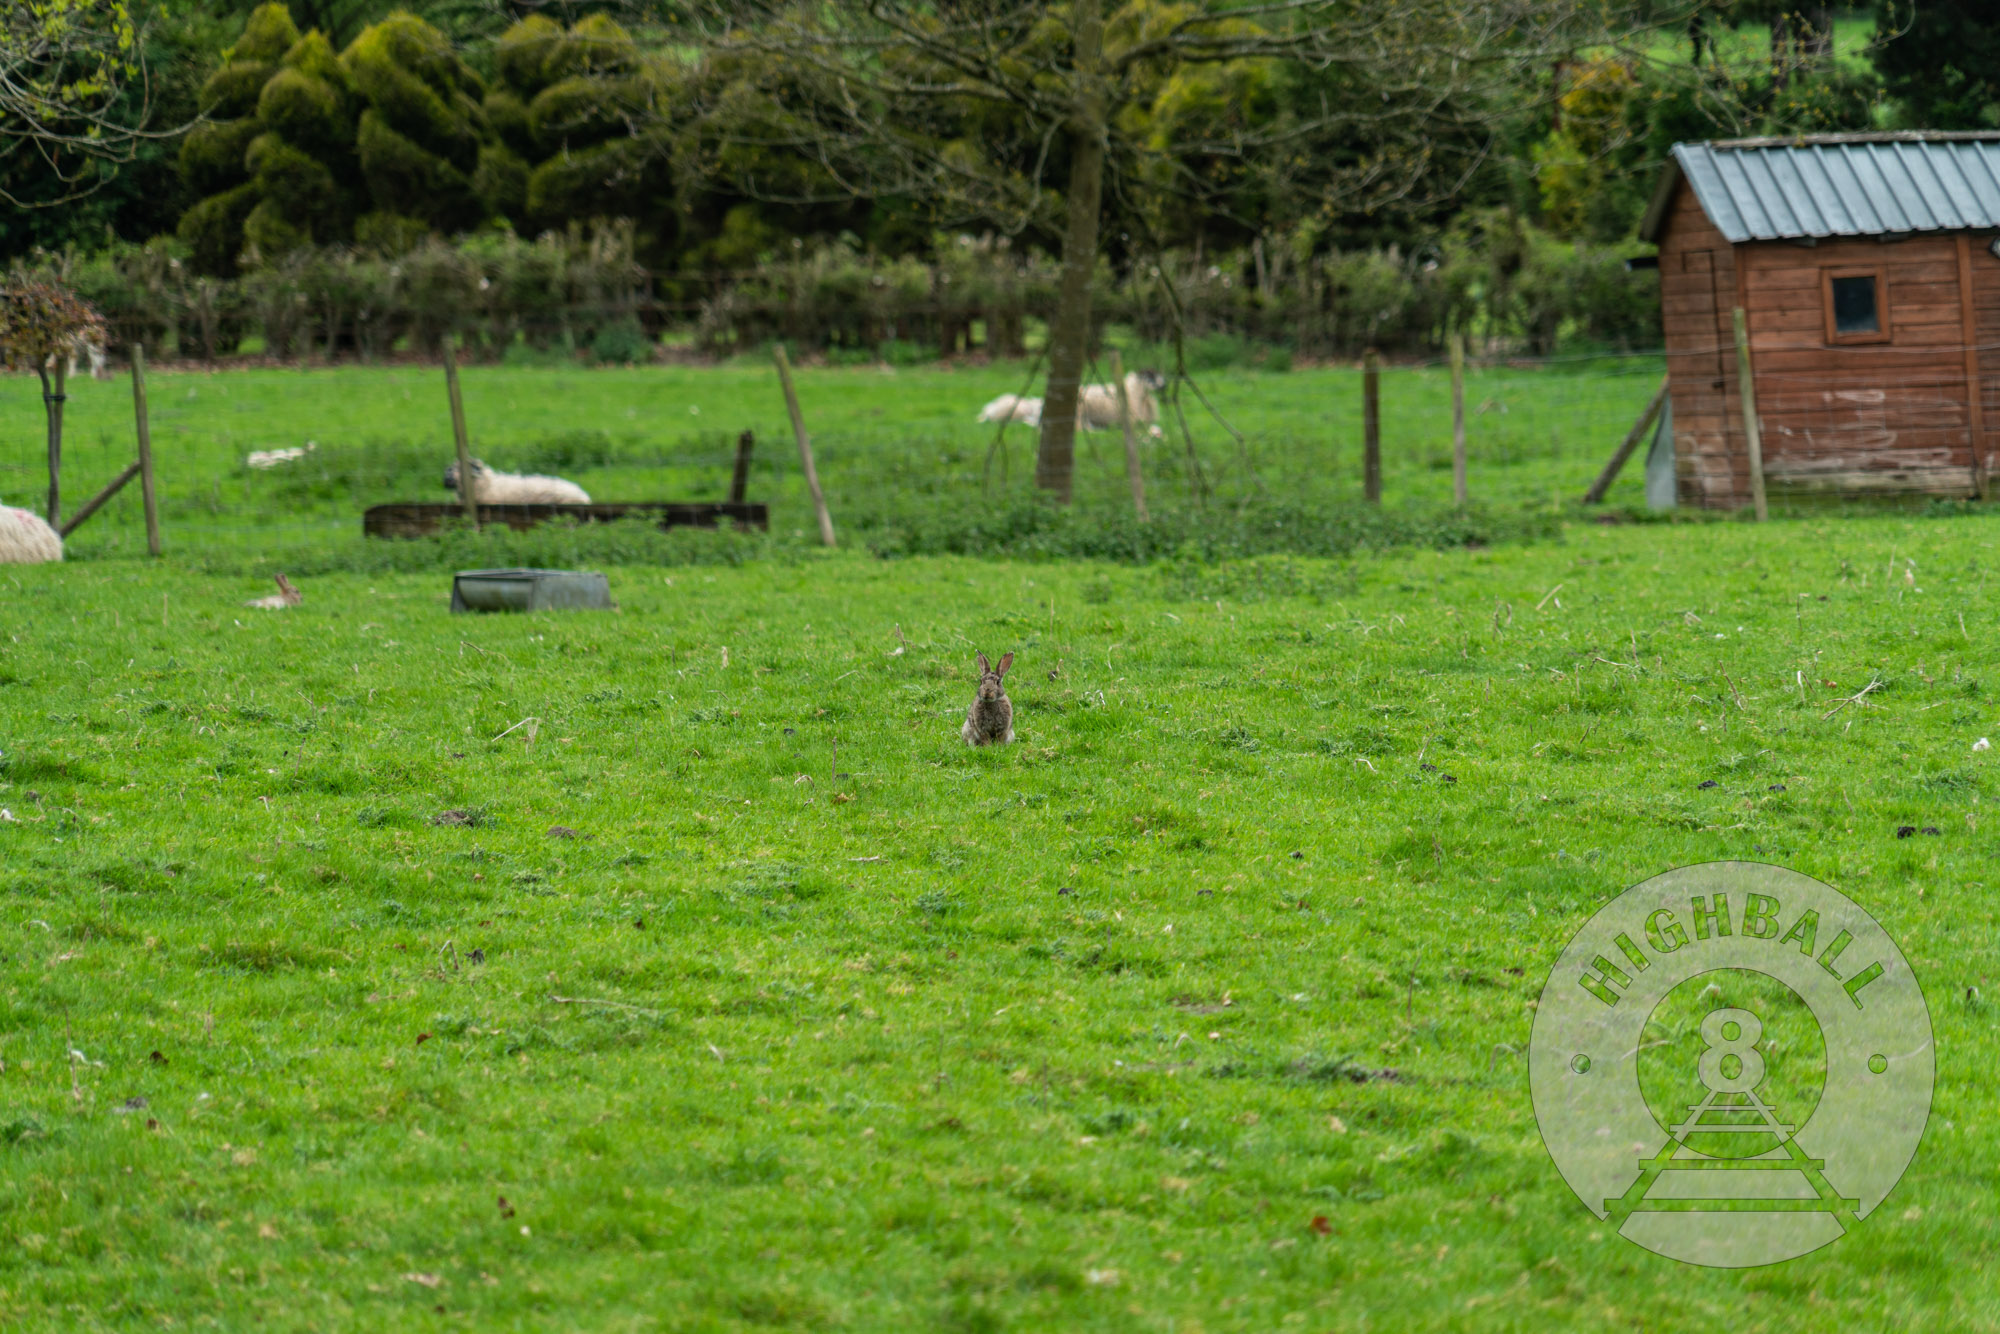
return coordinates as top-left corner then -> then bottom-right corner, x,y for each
0,357 -> 1667,567
2,359 -> 1997,1329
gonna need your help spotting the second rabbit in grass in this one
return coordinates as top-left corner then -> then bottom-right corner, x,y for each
961,652 -> 1015,745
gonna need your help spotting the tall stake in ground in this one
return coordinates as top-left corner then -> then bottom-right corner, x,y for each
40,358 -> 66,526
132,344 -> 161,556
774,344 -> 836,547
729,430 -> 756,506
1450,334 -> 1468,507
1362,348 -> 1381,504
1108,349 -> 1148,521
1731,308 -> 1768,521
442,337 -> 478,530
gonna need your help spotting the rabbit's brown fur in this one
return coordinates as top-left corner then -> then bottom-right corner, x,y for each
962,651 -> 1015,745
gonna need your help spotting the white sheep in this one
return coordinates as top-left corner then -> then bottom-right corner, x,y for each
70,339 -> 109,382
977,393 -> 1042,426
977,371 -> 1167,437
442,459 -> 591,505
0,506 -> 63,564
1080,370 -> 1166,437
248,442 -> 316,470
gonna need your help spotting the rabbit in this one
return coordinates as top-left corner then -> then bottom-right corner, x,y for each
961,651 -> 1015,746
244,574 -> 301,609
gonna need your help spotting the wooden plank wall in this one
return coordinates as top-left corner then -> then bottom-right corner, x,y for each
1740,234 -> 1975,498
1657,178 -> 1990,506
1656,185 -> 1745,507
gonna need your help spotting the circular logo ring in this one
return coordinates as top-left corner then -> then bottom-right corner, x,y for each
1530,862 -> 1933,1268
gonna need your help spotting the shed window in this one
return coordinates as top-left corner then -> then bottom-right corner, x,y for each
1822,268 -> 1890,345
1831,276 -> 1878,333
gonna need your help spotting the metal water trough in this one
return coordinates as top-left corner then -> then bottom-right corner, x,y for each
450,568 -> 612,613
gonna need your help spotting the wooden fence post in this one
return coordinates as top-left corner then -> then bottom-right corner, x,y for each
773,344 -> 836,547
1450,334 -> 1468,507
1731,307 -> 1768,521
1109,348 -> 1148,521
729,430 -> 756,506
1362,347 -> 1381,504
1957,234 -> 1988,499
132,344 -> 161,555
442,337 -> 478,530
43,359 -> 67,526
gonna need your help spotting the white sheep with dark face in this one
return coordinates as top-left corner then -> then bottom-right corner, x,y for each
1079,370 -> 1167,437
441,459 -> 591,505
977,371 -> 1167,438
0,505 -> 62,564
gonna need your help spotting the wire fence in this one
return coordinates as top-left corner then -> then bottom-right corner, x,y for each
0,348 -> 1719,569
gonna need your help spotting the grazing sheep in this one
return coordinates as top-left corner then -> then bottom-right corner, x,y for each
0,506 -> 62,564
1080,370 -> 1166,437
978,371 -> 1167,437
977,393 -> 1042,426
47,336 -> 109,383
244,574 -> 301,609
442,459 -> 591,505
70,338 -> 109,381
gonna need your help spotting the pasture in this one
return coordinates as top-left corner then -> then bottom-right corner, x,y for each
0,356 -> 1668,566
0,360 -> 1995,1329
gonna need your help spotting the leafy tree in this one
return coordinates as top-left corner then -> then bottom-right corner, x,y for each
1532,15 -> 1879,244
0,3 -> 221,259
688,0 -> 1615,502
344,11 -> 490,235
0,280 -> 107,524
484,13 -> 680,249
1873,0 -> 2000,129
2,1 -> 146,203
177,1 -> 305,273
176,5 -> 491,272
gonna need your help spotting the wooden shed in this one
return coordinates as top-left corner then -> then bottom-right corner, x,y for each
1638,132 -> 2000,508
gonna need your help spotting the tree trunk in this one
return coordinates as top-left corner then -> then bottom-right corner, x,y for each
1770,16 -> 1793,90
1802,6 -> 1833,60
1036,0 -> 1106,504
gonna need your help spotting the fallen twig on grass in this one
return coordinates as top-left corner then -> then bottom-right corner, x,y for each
1721,671 -> 1748,710
1822,677 -> 1883,721
492,715 -> 538,742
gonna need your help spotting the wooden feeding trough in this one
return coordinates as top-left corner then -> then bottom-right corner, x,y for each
451,568 -> 612,613
365,500 -> 767,540
366,427 -> 769,539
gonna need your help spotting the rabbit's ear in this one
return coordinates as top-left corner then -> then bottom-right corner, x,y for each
977,652 -> 991,674
996,652 -> 1014,677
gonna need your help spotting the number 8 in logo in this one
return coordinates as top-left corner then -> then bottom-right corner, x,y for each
1697,1007 -> 1766,1095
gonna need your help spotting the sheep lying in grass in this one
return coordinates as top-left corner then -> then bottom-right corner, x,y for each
248,442 -> 316,470
0,505 -> 62,564
977,371 -> 1167,437
976,393 -> 1042,426
442,459 -> 591,505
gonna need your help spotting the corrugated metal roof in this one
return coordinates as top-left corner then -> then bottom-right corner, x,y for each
1637,133 -> 2000,243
